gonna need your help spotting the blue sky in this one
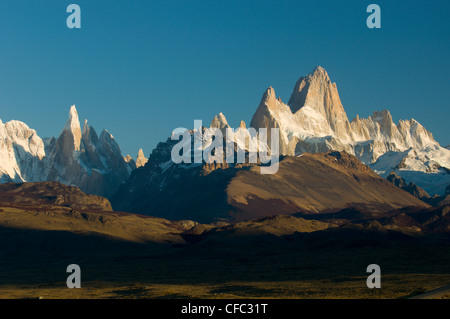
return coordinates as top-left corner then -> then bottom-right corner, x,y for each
1,0 -> 449,157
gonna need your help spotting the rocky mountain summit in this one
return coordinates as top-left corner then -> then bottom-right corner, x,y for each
135,148 -> 148,168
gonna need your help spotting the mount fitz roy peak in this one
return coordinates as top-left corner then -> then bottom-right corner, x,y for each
249,66 -> 450,196
0,105 -> 133,197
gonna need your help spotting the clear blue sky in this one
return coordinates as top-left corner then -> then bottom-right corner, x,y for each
1,0 -> 449,157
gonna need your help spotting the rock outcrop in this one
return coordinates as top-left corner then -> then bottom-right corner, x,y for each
386,171 -> 430,200
0,181 -> 113,212
135,148 -> 148,168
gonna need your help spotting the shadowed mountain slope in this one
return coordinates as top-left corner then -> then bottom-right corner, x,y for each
112,150 -> 429,223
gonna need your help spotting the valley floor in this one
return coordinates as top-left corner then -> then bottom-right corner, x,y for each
1,188 -> 449,299
1,233 -> 449,299
1,276 -> 450,299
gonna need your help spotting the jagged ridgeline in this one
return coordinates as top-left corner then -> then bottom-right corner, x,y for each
1,66 -> 449,202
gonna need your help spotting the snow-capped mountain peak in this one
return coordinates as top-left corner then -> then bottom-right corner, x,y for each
211,112 -> 230,129
0,118 -> 46,183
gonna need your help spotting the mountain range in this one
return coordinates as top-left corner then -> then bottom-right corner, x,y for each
1,66 -> 450,299
1,66 -> 449,214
